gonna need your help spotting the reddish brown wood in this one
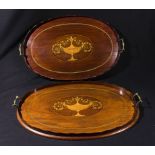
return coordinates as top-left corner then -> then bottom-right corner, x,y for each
16,82 -> 140,140
16,17 -> 140,140
21,17 -> 122,80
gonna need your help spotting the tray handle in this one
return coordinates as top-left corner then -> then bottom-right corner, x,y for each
119,38 -> 125,53
18,43 -> 23,56
12,96 -> 21,108
133,92 -> 142,106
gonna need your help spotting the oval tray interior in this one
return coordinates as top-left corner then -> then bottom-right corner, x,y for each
22,17 -> 121,80
17,83 -> 139,140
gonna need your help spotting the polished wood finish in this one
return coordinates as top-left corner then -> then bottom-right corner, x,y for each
17,17 -> 139,140
22,17 -> 121,80
17,83 -> 139,140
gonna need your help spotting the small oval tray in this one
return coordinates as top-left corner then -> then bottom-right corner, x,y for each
16,83 -> 140,140
21,17 -> 122,80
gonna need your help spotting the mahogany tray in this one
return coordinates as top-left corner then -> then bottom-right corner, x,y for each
16,83 -> 140,140
20,16 -> 124,80
15,16 -> 141,140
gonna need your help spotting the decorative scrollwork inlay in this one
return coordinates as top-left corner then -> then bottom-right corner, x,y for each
52,96 -> 102,117
52,34 -> 93,62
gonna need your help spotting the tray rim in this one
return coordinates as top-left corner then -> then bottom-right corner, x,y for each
16,82 -> 140,140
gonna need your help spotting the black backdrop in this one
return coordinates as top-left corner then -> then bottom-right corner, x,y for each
0,9 -> 155,146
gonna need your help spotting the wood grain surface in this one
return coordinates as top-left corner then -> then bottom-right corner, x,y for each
17,83 -> 139,140
22,17 -> 121,80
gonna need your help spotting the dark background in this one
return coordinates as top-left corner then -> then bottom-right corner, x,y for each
0,9 -> 154,146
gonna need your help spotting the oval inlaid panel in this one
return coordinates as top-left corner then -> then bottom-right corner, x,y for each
21,17 -> 121,80
17,83 -> 139,140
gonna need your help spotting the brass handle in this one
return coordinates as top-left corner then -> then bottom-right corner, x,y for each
133,93 -> 142,106
12,96 -> 20,108
18,43 -> 22,56
120,38 -> 125,53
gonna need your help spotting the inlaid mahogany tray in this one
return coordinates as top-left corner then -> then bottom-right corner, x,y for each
15,16 -> 141,140
16,83 -> 140,140
20,16 -> 124,80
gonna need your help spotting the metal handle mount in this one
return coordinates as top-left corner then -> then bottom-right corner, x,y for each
12,96 -> 20,108
18,43 -> 23,56
133,92 -> 142,106
119,38 -> 125,53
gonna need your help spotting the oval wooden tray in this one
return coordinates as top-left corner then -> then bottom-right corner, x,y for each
21,17 -> 122,80
17,83 -> 140,140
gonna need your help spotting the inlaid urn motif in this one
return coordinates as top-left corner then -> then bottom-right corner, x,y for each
52,34 -> 93,62
52,96 -> 102,117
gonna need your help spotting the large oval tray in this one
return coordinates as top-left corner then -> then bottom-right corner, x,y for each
17,83 -> 140,140
21,17 -> 122,80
